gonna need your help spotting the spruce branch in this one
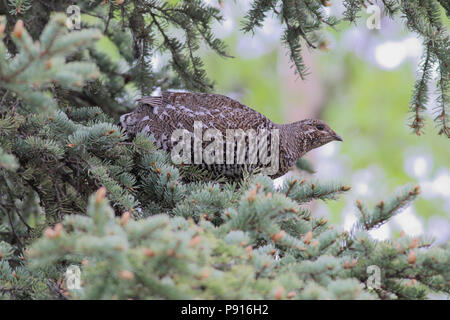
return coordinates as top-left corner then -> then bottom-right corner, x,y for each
0,15 -> 101,112
409,41 -> 433,136
380,0 -> 400,17
242,0 -> 279,33
400,0 -> 450,136
435,58 -> 449,137
343,0 -> 364,22
7,0 -> 32,16
281,177 -> 351,203
437,0 -> 450,17
353,185 -> 421,232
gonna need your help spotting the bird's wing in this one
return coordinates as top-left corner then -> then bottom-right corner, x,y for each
136,96 -> 164,107
136,92 -> 272,130
138,92 -> 254,113
123,92 -> 275,151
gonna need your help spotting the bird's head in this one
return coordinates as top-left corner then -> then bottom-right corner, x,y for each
288,119 -> 343,151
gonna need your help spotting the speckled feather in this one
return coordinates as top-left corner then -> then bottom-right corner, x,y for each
120,92 -> 342,180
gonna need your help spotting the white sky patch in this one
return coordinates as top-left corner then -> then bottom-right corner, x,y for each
392,207 -> 424,237
414,157 -> 428,177
223,16 -> 234,31
404,154 -> 433,179
351,168 -> 383,197
236,16 -> 281,58
432,170 -> 450,197
273,175 -> 286,190
315,160 -> 346,180
420,180 -> 436,199
311,140 -> 348,179
343,210 -> 357,232
402,37 -> 423,58
354,182 -> 369,196
237,36 -> 269,58
261,16 -> 282,39
209,0 -> 282,57
427,217 -> 450,245
375,41 -> 407,69
151,87 -> 162,96
369,223 -> 391,241
374,37 -> 422,70
217,15 -> 234,37
239,0 -> 253,11
315,203 -> 331,220
317,142 -> 337,158
151,54 -> 162,72
421,169 -> 450,199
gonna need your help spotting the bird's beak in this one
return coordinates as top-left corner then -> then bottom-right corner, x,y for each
334,134 -> 343,142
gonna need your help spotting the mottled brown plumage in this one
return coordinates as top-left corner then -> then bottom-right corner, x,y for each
120,91 -> 342,180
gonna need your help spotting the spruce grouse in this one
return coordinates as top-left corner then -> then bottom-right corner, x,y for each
120,91 -> 342,180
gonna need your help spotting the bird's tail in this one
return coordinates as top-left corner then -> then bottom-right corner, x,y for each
119,111 -> 143,135
120,112 -> 132,129
120,97 -> 160,133
136,96 -> 163,107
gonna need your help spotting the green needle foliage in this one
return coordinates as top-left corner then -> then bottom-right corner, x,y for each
0,1 -> 448,300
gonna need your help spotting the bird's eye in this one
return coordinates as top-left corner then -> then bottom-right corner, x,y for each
316,125 -> 325,131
